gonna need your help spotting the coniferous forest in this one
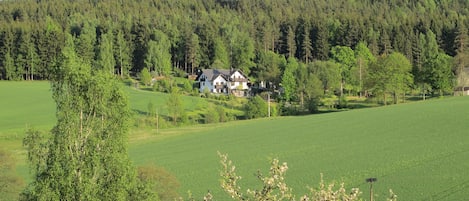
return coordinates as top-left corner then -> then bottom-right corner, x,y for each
2,1 -> 469,200
1,0 -> 468,99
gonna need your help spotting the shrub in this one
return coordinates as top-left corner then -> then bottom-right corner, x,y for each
337,95 -> 348,109
137,164 -> 181,201
0,149 -> 25,201
157,79 -> 172,93
140,68 -> 152,86
204,105 -> 219,124
182,79 -> 193,94
244,95 -> 268,119
216,105 -> 227,122
306,98 -> 320,113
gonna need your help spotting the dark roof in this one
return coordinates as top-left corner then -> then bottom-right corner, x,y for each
201,69 -> 231,81
197,69 -> 248,81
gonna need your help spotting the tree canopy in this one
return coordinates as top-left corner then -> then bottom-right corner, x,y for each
21,34 -> 155,200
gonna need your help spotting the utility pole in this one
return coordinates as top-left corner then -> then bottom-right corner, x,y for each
366,178 -> 377,201
156,108 -> 159,134
267,92 -> 271,118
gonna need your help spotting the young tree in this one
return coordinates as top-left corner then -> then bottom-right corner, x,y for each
331,46 -> 356,96
304,72 -> 324,113
140,67 -> 152,86
354,42 -> 376,97
21,34 -> 155,200
166,88 -> 184,124
281,57 -> 298,102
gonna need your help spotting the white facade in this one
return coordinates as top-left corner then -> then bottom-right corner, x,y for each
199,74 -> 228,94
197,69 -> 249,96
228,71 -> 249,91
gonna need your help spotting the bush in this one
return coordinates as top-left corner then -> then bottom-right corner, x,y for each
137,165 -> 181,201
173,68 -> 187,77
204,109 -> 219,124
216,105 -> 227,122
182,79 -> 193,94
337,95 -> 348,109
306,98 -> 320,113
139,68 -> 152,86
154,79 -> 171,93
0,149 -> 25,201
245,95 -> 268,119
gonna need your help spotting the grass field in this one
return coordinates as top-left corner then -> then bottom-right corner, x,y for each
129,96 -> 469,200
2,81 -> 469,200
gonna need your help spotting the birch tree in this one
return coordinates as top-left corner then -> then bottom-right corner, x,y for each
21,34 -> 155,200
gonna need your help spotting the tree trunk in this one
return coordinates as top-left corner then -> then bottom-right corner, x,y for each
383,93 -> 387,105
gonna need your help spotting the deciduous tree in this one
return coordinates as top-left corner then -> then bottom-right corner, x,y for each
22,34 -> 155,200
354,42 -> 376,97
331,46 -> 356,96
281,57 -> 298,102
367,52 -> 413,104
166,88 -> 184,124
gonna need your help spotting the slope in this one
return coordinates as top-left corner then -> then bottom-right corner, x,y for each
129,96 -> 469,200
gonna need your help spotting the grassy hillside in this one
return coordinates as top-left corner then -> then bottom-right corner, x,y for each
0,81 -> 237,138
129,96 -> 469,200
2,82 -> 469,200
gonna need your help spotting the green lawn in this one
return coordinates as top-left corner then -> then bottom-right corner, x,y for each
129,96 -> 469,200
0,81 -> 55,135
2,82 -> 469,200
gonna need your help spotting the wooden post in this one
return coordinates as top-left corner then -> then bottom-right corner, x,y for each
268,92 -> 271,118
156,109 -> 159,134
366,178 -> 377,201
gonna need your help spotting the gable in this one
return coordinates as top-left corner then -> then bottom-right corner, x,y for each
197,69 -> 249,82
230,71 -> 246,79
213,75 -> 227,83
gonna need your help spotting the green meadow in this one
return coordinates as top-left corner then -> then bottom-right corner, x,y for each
2,82 -> 469,200
129,96 -> 469,200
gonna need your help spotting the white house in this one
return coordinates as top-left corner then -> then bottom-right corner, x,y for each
196,69 -> 250,97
